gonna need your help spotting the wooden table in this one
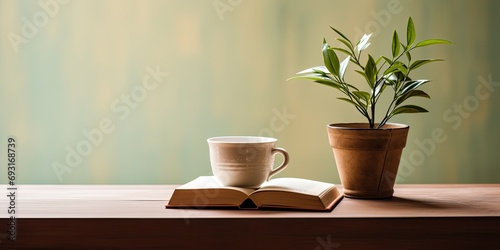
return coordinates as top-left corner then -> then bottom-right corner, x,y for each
1,184 -> 499,249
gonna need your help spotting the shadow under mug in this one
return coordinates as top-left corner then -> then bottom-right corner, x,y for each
207,136 -> 289,188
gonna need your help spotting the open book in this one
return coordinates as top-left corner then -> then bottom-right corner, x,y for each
166,176 -> 343,211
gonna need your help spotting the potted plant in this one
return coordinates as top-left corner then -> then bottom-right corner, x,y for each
288,17 -> 451,198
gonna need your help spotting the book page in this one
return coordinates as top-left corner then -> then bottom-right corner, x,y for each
258,178 -> 334,196
177,176 -> 255,196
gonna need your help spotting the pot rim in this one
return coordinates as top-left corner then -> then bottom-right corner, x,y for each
327,122 -> 409,130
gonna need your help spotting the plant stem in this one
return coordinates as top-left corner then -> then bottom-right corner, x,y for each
375,46 -> 417,128
370,100 -> 375,128
377,96 -> 396,129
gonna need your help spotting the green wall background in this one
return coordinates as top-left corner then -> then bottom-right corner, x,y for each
1,0 -> 499,184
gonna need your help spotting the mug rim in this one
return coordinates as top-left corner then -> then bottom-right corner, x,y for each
207,136 -> 277,143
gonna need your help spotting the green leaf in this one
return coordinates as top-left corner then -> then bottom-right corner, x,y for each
287,74 -> 342,90
330,27 -> 351,44
406,17 -> 416,46
352,91 -> 371,103
375,56 -> 385,65
336,38 -> 354,52
296,66 -> 329,75
322,40 -> 340,77
354,70 -> 366,76
332,47 -> 353,57
382,56 -> 392,64
312,69 -> 329,76
328,48 -> 340,75
339,56 -> 350,80
406,51 -> 412,62
415,39 -> 452,48
391,105 -> 428,117
338,97 -> 367,111
287,74 -> 329,82
395,90 -> 431,106
409,59 -> 443,71
338,97 -> 359,106
392,30 -> 400,58
401,44 -> 412,61
355,70 -> 369,84
346,83 -> 360,91
399,79 -> 430,95
364,54 -> 377,88
384,61 -> 407,76
315,80 -> 343,90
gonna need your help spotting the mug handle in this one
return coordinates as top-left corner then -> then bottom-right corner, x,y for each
268,148 -> 289,181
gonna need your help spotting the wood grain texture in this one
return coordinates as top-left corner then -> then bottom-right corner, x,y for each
1,184 -> 499,249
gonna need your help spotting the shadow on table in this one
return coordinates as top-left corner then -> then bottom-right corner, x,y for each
389,196 -> 470,209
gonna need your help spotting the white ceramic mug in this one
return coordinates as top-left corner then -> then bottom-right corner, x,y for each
207,136 -> 289,188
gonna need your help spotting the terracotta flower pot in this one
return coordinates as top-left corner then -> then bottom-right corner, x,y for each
326,123 -> 409,199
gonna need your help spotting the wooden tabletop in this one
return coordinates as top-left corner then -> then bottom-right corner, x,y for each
1,184 -> 500,249
3,184 -> 499,218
